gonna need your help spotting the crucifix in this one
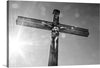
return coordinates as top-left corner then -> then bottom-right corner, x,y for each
16,9 -> 89,66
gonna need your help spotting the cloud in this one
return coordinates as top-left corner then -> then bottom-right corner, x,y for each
63,4 -> 72,11
61,33 -> 66,38
59,13 -> 63,18
38,3 -> 50,16
75,12 -> 80,18
40,6 -> 46,16
12,3 -> 19,9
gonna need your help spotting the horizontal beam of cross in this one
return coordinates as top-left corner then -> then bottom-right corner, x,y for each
16,16 -> 89,37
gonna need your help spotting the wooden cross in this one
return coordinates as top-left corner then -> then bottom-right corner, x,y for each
16,9 -> 89,66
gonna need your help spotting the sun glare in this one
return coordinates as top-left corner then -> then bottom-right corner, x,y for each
9,35 -> 25,58
9,36 -> 21,54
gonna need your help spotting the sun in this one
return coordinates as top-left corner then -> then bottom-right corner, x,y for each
9,36 -> 22,54
9,35 -> 25,58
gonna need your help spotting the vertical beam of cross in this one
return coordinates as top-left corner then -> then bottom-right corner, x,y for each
48,9 -> 60,66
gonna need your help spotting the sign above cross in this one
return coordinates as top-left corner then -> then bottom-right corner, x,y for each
16,9 -> 89,66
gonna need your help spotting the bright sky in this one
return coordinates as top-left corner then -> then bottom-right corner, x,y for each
8,1 -> 99,67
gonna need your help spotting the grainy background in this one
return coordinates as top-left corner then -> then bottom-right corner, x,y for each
8,1 -> 99,66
